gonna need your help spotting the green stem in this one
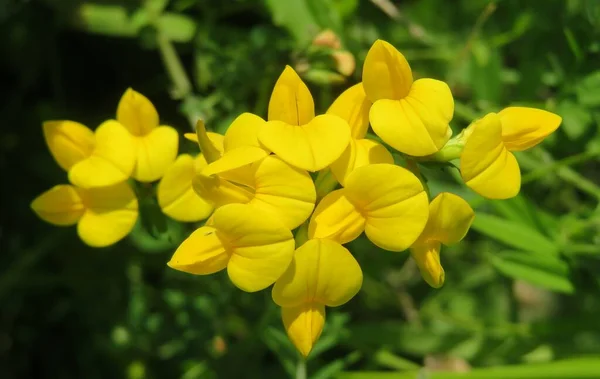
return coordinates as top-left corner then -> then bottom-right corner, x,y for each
295,358 -> 307,379
156,32 -> 192,99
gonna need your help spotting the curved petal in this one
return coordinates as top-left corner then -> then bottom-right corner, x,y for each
116,88 -> 159,135
330,138 -> 394,185
31,185 -> 85,226
421,192 -> 474,245
168,226 -> 230,275
192,172 -> 254,207
362,40 -> 413,102
308,190 -> 365,244
259,115 -> 351,171
157,154 -> 213,222
268,65 -> 314,126
69,120 -> 135,188
216,204 -> 295,292
250,156 -> 316,229
410,240 -> 444,288
327,83 -> 371,139
282,303 -> 325,358
224,112 -> 269,151
43,121 -> 95,171
202,146 -> 268,177
460,113 -> 521,199
499,107 -> 562,151
344,164 -> 429,251
370,78 -> 453,156
77,182 -> 138,247
184,131 -> 225,154
272,239 -> 363,307
132,126 -> 179,182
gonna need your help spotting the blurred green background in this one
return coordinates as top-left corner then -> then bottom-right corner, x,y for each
2,0 -> 600,378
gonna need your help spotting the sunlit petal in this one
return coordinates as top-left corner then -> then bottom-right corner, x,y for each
308,190 -> 365,244
116,88 -> 159,135
327,83 -> 371,139
499,107 -> 562,151
268,66 -> 315,126
132,126 -> 179,182
421,192 -> 474,245
281,304 -> 325,358
224,112 -> 269,151
410,240 -> 444,288
362,40 -> 413,102
43,121 -> 95,171
330,138 -> 394,185
31,185 -> 85,226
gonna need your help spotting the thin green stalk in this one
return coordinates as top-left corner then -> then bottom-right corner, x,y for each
156,33 -> 192,100
295,358 -> 307,379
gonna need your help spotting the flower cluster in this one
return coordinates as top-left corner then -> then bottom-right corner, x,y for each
32,39 -> 561,357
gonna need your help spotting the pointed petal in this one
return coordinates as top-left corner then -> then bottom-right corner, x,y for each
370,79 -> 453,156
499,107 -> 562,151
192,171 -> 254,207
327,83 -> 371,139
168,226 -> 230,275
282,303 -> 325,357
31,185 -> 84,226
344,164 -> 429,251
216,204 -> 295,292
272,239 -> 363,307
43,121 -> 95,171
308,190 -> 365,244
202,146 -> 268,177
157,154 -> 213,222
259,115 -> 351,171
410,240 -> 444,288
184,131 -> 225,154
362,40 -> 413,102
250,156 -> 316,229
422,192 -> 474,245
116,88 -> 159,135
330,138 -> 394,186
460,113 -> 521,199
132,126 -> 179,182
268,66 -> 315,125
77,182 -> 138,247
224,112 -> 269,151
69,120 -> 135,188
193,120 -> 222,164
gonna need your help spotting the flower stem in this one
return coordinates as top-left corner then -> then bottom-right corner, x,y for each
295,358 -> 307,379
156,32 -> 192,100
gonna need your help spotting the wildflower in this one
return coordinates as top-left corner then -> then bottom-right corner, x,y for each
409,192 -> 475,288
272,239 -> 362,357
43,119 -> 135,188
258,66 -> 351,171
31,182 -> 138,247
309,163 -> 429,251
168,203 -> 295,292
362,40 -> 454,156
116,88 -> 179,182
460,107 -> 561,199
327,83 -> 394,185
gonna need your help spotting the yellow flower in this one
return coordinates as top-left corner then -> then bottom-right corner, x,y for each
327,83 -> 394,185
460,107 -> 561,199
409,192 -> 474,288
157,132 -> 224,222
31,182 -> 138,247
116,88 -> 179,182
309,163 -> 429,251
190,119 -> 316,229
43,119 -> 135,188
258,66 -> 351,171
272,239 -> 362,357
168,203 -> 295,292
362,40 -> 454,156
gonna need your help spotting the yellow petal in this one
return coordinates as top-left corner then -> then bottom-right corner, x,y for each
460,113 -> 521,199
69,120 -> 135,188
327,83 -> 371,139
157,154 -> 213,222
192,172 -> 254,207
370,78 -> 453,156
168,226 -> 230,275
116,88 -> 159,135
272,239 -> 363,307
421,192 -> 474,245
282,303 -> 325,357
43,121 -> 95,171
259,115 -> 351,171
362,40 -> 413,102
193,120 -> 222,164
132,126 -> 179,182
268,65 -> 315,126
31,185 -> 84,226
224,112 -> 269,151
183,131 -> 225,154
330,138 -> 394,186
499,107 -> 562,151
308,190 -> 365,244
77,182 -> 138,247
345,164 -> 429,251
202,146 -> 269,177
250,156 -> 316,229
410,240 -> 444,288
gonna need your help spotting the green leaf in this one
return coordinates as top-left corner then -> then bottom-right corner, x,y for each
264,0 -> 320,45
472,213 -> 559,255
76,3 -> 139,37
158,13 -> 197,42
576,71 -> 600,107
490,250 -> 574,293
